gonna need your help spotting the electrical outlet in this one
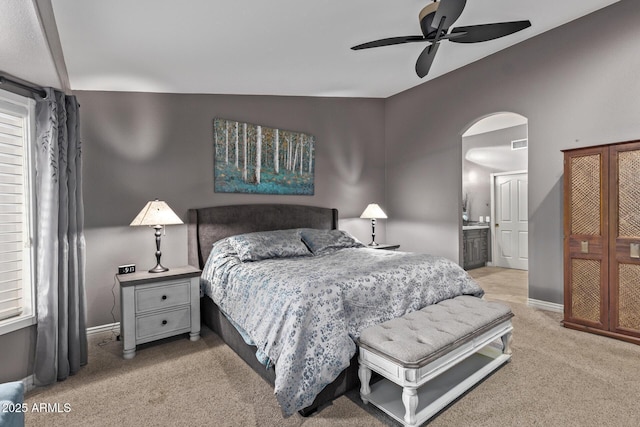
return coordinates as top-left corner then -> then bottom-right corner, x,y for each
118,264 -> 136,275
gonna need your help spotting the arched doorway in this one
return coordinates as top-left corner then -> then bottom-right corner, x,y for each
461,112 -> 529,302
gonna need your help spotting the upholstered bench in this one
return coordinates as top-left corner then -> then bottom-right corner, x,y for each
358,295 -> 514,427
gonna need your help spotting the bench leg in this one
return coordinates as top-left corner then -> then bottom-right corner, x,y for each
402,387 -> 418,425
358,363 -> 372,404
501,331 -> 513,355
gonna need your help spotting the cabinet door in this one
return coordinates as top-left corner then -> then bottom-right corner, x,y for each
463,233 -> 470,269
609,142 -> 640,338
479,229 -> 489,264
564,147 -> 609,329
471,234 -> 481,265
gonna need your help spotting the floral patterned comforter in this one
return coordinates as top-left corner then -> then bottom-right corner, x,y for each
200,240 -> 483,416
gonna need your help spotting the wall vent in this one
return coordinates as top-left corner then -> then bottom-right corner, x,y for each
511,138 -> 528,150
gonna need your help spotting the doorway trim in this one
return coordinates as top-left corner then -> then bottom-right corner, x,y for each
489,170 -> 528,270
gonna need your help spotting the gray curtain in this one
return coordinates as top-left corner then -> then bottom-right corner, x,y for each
34,88 -> 87,385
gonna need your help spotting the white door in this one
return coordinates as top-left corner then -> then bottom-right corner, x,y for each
494,172 -> 528,270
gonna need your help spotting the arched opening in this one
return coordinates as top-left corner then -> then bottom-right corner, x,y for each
461,112 -> 528,303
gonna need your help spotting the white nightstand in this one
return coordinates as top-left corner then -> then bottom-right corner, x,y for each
117,265 -> 201,359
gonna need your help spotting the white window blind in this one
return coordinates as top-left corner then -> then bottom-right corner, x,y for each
0,97 -> 33,323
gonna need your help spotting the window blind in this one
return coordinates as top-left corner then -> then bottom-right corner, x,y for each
0,108 -> 25,321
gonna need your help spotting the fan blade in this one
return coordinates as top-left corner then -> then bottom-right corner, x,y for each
415,42 -> 440,78
449,21 -> 531,43
432,0 -> 467,31
351,35 -> 426,50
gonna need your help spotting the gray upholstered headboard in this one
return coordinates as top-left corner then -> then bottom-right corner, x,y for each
187,204 -> 338,268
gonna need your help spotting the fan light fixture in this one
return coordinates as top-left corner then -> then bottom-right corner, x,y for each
351,0 -> 531,78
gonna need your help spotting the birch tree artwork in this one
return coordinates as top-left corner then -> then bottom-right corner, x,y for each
213,118 -> 315,195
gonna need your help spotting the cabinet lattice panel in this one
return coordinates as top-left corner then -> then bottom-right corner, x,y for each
570,155 -> 601,236
617,151 -> 640,238
571,259 -> 601,323
618,264 -> 640,331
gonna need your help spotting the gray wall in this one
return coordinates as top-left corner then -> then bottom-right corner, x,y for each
385,0 -> 640,304
78,91 -> 387,328
0,92 -> 386,382
0,327 -> 35,383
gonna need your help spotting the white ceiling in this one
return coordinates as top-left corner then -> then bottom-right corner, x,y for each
463,112 -> 527,137
463,113 -> 528,170
0,0 -> 61,89
3,0 -> 621,98
465,144 -> 528,171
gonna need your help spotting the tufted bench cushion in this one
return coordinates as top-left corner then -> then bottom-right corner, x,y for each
357,295 -> 514,426
359,295 -> 513,367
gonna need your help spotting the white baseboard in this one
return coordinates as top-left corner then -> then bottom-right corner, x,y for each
527,298 -> 564,313
86,322 -> 120,336
22,374 -> 35,393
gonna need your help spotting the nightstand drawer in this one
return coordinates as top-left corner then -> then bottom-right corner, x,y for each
118,265 -> 201,359
136,306 -> 191,341
135,281 -> 190,313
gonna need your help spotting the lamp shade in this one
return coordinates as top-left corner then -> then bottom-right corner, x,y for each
130,199 -> 183,226
360,203 -> 387,219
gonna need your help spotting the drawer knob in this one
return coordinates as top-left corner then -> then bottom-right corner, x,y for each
162,295 -> 167,300
162,320 -> 168,325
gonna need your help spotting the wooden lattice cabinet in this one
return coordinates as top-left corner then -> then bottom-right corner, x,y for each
563,140 -> 640,344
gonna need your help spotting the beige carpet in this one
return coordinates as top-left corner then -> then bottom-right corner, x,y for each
25,268 -> 640,426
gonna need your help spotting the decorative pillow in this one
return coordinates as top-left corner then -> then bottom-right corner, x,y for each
299,228 -> 364,254
227,229 -> 312,262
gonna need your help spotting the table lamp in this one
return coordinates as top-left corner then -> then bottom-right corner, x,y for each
130,199 -> 183,273
360,203 -> 387,246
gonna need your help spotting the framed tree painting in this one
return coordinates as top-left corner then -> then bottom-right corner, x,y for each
213,118 -> 315,195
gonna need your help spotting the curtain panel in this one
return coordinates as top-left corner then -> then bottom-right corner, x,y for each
34,88 -> 87,385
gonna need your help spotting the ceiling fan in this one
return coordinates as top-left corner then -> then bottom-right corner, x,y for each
351,0 -> 531,78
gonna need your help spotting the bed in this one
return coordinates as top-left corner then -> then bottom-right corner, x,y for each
187,204 -> 483,417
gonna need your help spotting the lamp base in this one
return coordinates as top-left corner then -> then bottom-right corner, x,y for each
368,218 -> 379,247
149,225 -> 169,273
149,263 -> 169,273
